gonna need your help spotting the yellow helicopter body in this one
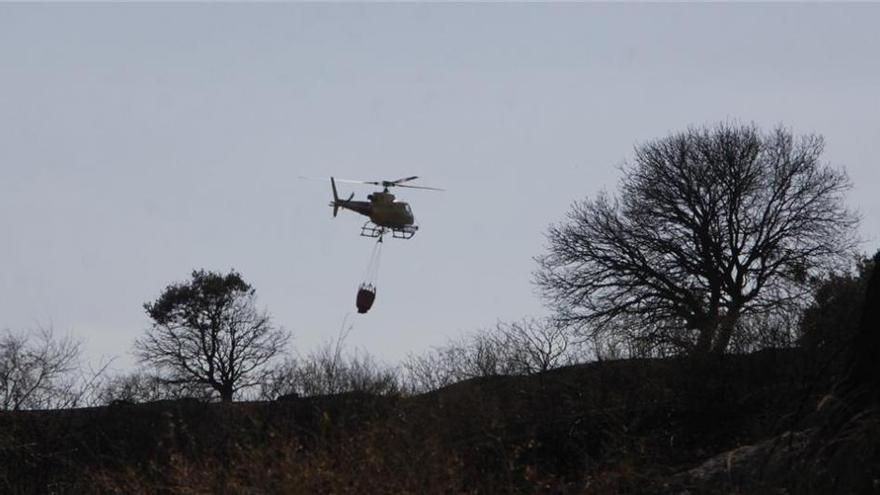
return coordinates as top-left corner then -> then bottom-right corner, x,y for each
327,176 -> 440,239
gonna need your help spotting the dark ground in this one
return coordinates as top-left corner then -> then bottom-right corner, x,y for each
3,346 -> 876,494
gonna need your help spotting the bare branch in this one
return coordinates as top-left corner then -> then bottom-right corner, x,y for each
536,123 -> 858,356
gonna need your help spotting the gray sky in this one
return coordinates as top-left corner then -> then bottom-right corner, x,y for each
2,4 -> 879,370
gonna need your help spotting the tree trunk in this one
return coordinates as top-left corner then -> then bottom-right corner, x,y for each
711,309 -> 741,356
219,384 -> 234,402
695,324 -> 715,355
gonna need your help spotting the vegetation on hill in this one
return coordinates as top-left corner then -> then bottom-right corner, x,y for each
0,349 -> 830,494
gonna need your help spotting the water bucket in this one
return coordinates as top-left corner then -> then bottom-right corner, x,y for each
356,285 -> 376,313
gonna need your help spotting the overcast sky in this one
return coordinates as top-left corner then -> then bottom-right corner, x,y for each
2,4 -> 879,371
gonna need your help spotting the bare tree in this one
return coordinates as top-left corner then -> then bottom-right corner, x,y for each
0,328 -> 82,410
400,334 -> 506,394
401,319 -> 582,393
260,327 -> 399,399
497,318 -> 578,374
536,123 -> 858,356
447,332 -> 510,377
261,350 -> 399,400
97,369 -> 214,404
401,348 -> 462,393
136,269 -> 290,402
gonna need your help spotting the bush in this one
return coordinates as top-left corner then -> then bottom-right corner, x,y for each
97,370 -> 215,404
260,335 -> 399,399
401,318 -> 584,393
799,253 -> 875,377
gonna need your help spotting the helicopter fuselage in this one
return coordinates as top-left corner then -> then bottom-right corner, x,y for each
334,191 -> 415,228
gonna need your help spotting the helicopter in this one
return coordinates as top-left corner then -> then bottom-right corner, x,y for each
327,176 -> 443,239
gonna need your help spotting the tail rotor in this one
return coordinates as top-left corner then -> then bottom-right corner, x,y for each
331,177 -> 340,217
330,177 -> 354,218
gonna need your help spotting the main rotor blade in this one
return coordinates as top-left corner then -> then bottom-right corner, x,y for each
299,175 -> 438,189
335,179 -> 382,185
396,184 -> 445,191
298,176 -> 378,185
389,176 -> 419,185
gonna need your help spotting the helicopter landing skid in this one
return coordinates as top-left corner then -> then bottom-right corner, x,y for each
360,221 -> 418,240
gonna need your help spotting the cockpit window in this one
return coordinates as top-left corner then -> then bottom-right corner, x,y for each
404,204 -> 412,215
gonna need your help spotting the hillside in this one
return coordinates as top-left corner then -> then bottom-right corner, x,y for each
5,347 -> 875,494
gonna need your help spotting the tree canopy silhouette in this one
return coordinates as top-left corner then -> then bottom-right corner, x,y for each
536,123 -> 858,356
136,269 -> 289,401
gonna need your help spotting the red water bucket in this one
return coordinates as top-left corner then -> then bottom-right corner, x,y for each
356,286 -> 376,313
